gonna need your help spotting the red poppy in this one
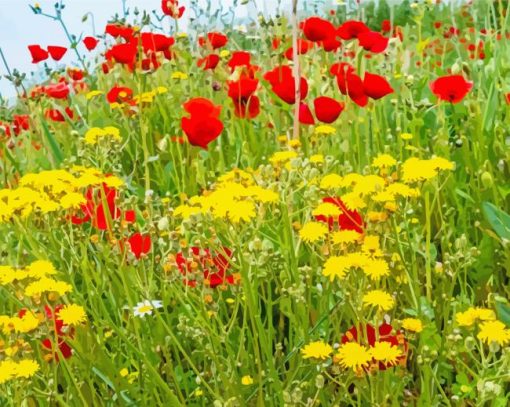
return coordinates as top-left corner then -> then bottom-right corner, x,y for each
263,65 -> 309,104
199,32 -> 228,49
505,92 -> 510,105
47,46 -> 67,61
105,23 -> 135,40
227,51 -> 251,71
105,43 -> 137,66
175,246 -> 236,288
430,75 -> 473,103
40,305 -> 74,362
12,115 -> 30,135
320,34 -> 342,52
128,233 -> 152,259
106,86 -> 133,104
284,39 -> 314,60
337,20 -> 370,40
71,183 -> 121,231
28,45 -> 48,63
161,0 -> 185,18
358,31 -> 389,53
181,98 -> 224,149
83,36 -> 99,51
315,197 -> 364,233
300,17 -> 335,42
67,68 -> 85,81
46,107 -> 74,122
313,96 -> 344,123
197,54 -> 220,70
362,73 -> 394,99
0,122 -> 11,138
381,19 -> 391,33
341,322 -> 408,371
141,32 -> 175,54
299,102 -> 315,125
45,82 -> 70,99
228,76 -> 260,119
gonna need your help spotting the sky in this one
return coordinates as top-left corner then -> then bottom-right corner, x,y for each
0,0 -> 298,99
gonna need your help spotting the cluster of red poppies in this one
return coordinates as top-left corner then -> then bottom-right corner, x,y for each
69,182 -> 151,259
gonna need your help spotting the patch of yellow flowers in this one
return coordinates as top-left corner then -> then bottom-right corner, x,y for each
174,169 -> 278,224
0,166 -> 122,223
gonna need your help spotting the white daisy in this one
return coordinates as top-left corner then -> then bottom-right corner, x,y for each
132,300 -> 163,318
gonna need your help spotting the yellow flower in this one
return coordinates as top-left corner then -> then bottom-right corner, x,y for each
220,49 -> 231,58
400,132 -> 413,140
331,230 -> 361,245
401,318 -> 423,333
13,360 -> 39,379
269,151 -> 298,165
57,304 -> 87,326
85,90 -> 104,100
171,71 -> 188,80
455,307 -> 496,327
322,256 -> 350,281
370,341 -> 402,365
310,154 -> 324,164
362,290 -> 395,311
362,258 -> 390,281
312,202 -> 342,218
477,320 -> 510,346
320,174 -> 343,189
314,125 -> 336,135
228,200 -> 256,223
335,342 -> 371,371
120,368 -> 129,377
301,341 -> 333,360
241,375 -> 254,385
84,126 -> 121,145
372,154 -> 397,168
299,222 -> 328,243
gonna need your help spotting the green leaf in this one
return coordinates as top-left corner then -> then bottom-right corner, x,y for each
40,116 -> 64,165
495,301 -> 510,328
482,202 -> 510,241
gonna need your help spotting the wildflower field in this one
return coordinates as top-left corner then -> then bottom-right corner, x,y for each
0,0 -> 510,405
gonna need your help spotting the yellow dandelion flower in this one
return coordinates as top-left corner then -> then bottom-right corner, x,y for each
13,359 -> 39,379
228,200 -> 256,223
363,290 -> 395,311
269,151 -> 298,165
320,174 -> 343,189
241,375 -> 254,385
299,222 -> 328,243
335,342 -> 371,371
477,320 -> 510,346
322,256 -> 350,281
372,154 -> 397,168
26,260 -> 57,279
312,202 -> 342,218
456,307 -> 496,327
57,304 -> 87,326
301,341 -> 333,360
310,154 -> 324,164
370,341 -> 401,365
341,192 -> 366,211
400,132 -> 413,140
331,230 -> 361,245
362,258 -> 390,281
401,318 -> 423,333
314,125 -> 336,135
85,90 -> 104,100
171,71 -> 188,80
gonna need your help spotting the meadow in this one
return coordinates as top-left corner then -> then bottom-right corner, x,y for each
0,0 -> 509,405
